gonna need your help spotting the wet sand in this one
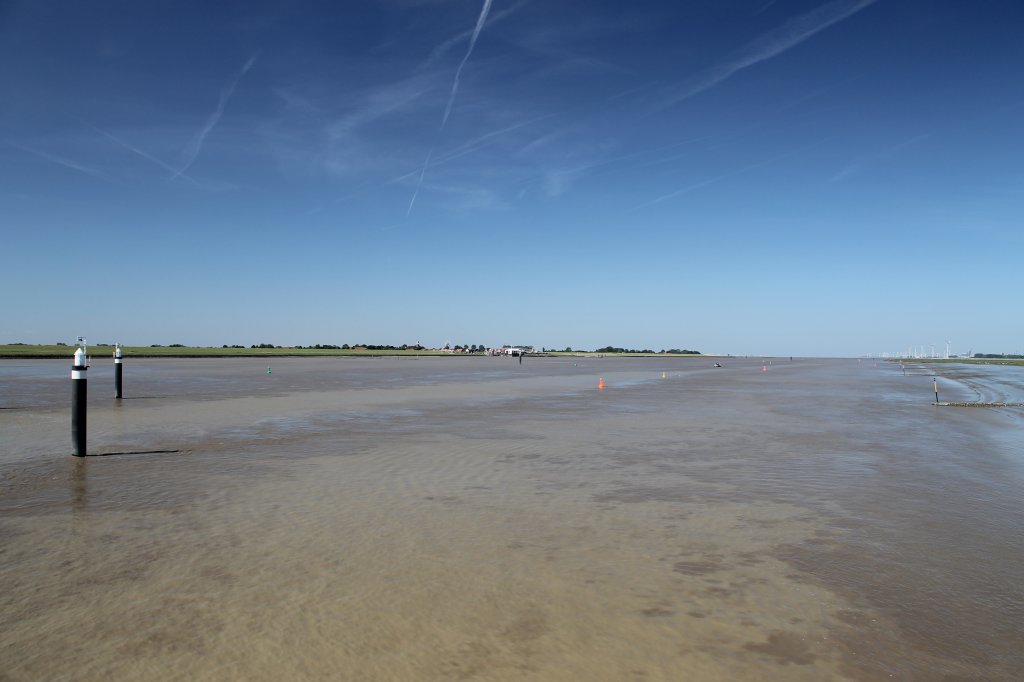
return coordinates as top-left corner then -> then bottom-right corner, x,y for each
2,357 -> 1023,680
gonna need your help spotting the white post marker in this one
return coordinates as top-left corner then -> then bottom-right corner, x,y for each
72,341 -> 88,456
114,343 -> 123,399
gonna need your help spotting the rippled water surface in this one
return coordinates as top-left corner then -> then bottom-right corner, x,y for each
2,356 -> 1022,680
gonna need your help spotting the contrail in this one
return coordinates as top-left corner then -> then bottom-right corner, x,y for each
172,53 -> 257,180
667,0 -> 878,107
636,141 -> 824,210
406,147 -> 433,215
89,124 -> 196,182
11,143 -> 111,182
407,0 -> 494,216
831,132 -> 929,182
433,114 -> 553,165
312,114 -> 547,216
403,116 -> 548,214
441,0 -> 493,128
426,0 -> 523,68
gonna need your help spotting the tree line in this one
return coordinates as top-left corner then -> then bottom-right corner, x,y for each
593,346 -> 700,355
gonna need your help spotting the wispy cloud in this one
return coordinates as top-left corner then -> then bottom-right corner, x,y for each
299,100 -> 543,217
10,143 -> 111,182
408,0 -> 495,215
171,53 -> 258,180
441,0 -> 494,127
539,165 -> 592,197
325,74 -> 435,142
666,0 -> 878,107
418,179 -> 506,213
405,148 -> 434,214
355,115 -> 551,191
261,67 -> 444,191
92,126 -> 177,174
636,145 -> 811,210
432,114 -> 553,166
425,0 -> 525,67
831,133 -> 929,182
88,124 -> 207,187
516,130 -> 563,157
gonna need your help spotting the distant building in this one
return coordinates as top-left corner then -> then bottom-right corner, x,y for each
502,347 -> 531,357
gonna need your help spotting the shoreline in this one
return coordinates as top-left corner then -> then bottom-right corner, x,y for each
0,344 -> 711,360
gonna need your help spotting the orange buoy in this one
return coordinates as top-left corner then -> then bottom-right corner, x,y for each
598,378 -> 605,389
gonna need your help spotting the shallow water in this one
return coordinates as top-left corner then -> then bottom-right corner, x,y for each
1,357 -> 1022,680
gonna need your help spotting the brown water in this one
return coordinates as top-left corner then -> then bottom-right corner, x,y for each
2,356 -> 1022,680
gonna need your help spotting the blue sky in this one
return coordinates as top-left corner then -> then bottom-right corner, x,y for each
2,0 -> 1021,356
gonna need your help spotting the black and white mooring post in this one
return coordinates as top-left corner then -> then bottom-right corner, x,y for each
72,341 -> 88,457
933,377 -> 939,405
114,343 -> 123,399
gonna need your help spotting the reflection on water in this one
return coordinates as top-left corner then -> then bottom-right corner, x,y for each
1,357 -> 1022,680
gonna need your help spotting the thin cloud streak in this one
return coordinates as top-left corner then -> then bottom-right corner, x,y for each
636,145 -> 813,210
325,74 -> 435,142
666,0 -> 878,107
831,133 -> 930,182
441,0 -> 494,128
88,124 -> 204,187
406,147 -> 433,215
444,115 -> 553,159
386,116 -> 550,186
408,0 -> 494,216
387,118 -> 552,216
426,0 -> 525,67
171,53 -> 258,180
10,143 -> 111,182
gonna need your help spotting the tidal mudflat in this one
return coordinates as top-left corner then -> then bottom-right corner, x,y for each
2,356 -> 1022,680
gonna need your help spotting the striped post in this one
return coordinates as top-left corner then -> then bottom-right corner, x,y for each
72,346 -> 88,457
114,344 -> 123,399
